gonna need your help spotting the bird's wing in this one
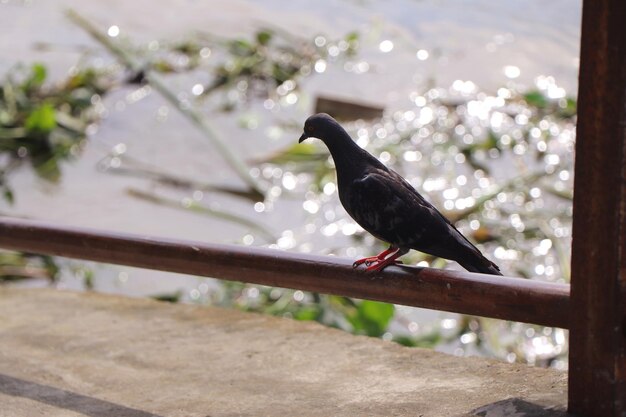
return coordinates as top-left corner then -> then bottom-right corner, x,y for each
389,171 -> 483,248
388,170 -> 501,273
348,169 -> 500,273
347,169 -> 439,246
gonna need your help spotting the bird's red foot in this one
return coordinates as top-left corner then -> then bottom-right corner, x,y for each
352,255 -> 382,268
353,246 -> 406,272
352,246 -> 397,268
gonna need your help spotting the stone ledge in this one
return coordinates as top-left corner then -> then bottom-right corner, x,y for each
0,288 -> 568,416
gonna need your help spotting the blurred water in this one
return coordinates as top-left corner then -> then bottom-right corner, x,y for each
1,0 -> 580,357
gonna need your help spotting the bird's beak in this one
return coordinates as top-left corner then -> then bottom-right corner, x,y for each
298,132 -> 308,143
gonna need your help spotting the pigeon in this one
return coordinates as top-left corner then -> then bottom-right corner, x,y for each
299,113 -> 502,275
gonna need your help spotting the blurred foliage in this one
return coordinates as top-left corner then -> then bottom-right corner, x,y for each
67,7 -> 360,200
139,28 -> 359,111
206,281 -> 401,339
0,62 -> 110,284
349,300 -> 394,336
0,251 -> 59,282
151,290 -> 183,303
199,29 -> 357,110
0,62 -> 108,198
191,280 -> 499,350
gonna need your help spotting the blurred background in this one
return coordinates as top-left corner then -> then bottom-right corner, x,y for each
0,0 -> 580,369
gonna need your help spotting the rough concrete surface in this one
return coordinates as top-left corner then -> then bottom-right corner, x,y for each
0,288 -> 568,416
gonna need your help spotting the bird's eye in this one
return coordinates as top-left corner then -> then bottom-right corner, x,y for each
306,125 -> 314,132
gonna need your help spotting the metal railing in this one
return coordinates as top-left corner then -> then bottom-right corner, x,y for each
0,217 -> 569,328
568,1 -> 626,415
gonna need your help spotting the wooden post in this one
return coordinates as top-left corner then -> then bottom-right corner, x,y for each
568,0 -> 626,415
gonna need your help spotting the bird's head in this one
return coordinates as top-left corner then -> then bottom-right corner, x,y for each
298,113 -> 345,144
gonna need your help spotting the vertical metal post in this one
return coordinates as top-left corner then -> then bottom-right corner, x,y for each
568,0 -> 626,415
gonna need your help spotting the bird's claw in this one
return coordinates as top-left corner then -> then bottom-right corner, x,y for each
353,258 -> 403,271
352,256 -> 378,268
365,259 -> 403,272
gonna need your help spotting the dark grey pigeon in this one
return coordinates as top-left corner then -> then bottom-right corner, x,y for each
299,113 -> 502,275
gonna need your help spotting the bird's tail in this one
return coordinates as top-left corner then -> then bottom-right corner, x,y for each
459,258 -> 503,276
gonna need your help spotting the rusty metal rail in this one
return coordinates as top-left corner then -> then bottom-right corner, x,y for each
567,0 -> 626,414
0,217 -> 570,328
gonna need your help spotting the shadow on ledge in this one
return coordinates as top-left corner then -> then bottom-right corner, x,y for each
469,398 -> 571,417
0,374 -> 162,417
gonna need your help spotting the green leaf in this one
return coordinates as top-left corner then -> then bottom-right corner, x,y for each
22,63 -> 47,90
523,90 -> 548,109
34,156 -> 61,182
25,103 -> 57,133
358,300 -> 394,326
151,291 -> 183,303
345,31 -> 359,43
481,130 -> 501,151
256,30 -> 273,46
557,97 -> 577,118
261,142 -> 325,164
293,306 -> 320,321
393,335 -> 418,347
230,39 -> 254,55
40,255 -> 60,281
348,300 -> 395,337
3,187 -> 14,205
30,63 -> 47,86
83,270 -> 94,290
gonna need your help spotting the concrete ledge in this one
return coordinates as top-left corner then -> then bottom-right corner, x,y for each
0,288 -> 567,416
